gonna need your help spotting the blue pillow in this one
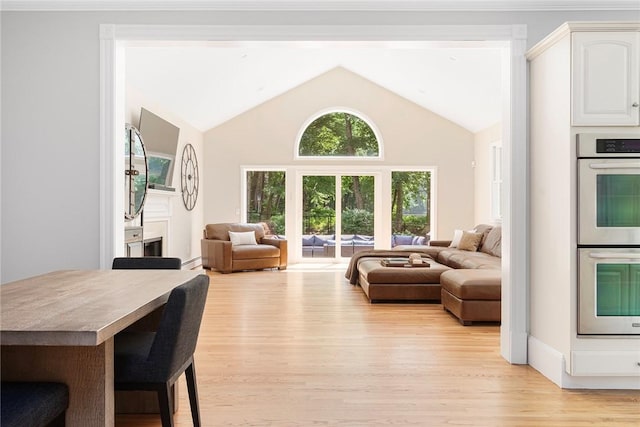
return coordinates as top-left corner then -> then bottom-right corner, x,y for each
394,235 -> 413,246
302,236 -> 315,246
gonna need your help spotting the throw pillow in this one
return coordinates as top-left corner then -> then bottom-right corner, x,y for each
473,224 -> 494,250
457,231 -> 483,251
449,229 -> 464,248
480,226 -> 502,257
228,231 -> 258,246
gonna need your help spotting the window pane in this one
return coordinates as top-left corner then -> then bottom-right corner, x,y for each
246,171 -> 286,235
391,171 -> 430,246
491,144 -> 502,220
299,112 -> 379,157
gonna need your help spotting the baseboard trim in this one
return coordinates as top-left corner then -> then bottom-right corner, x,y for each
528,335 -> 565,387
182,257 -> 202,271
528,336 -> 640,390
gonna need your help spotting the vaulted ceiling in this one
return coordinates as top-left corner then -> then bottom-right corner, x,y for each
126,42 -> 505,133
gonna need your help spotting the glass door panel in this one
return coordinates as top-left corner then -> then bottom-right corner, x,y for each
246,170 -> 286,236
596,175 -> 640,227
596,263 -> 640,316
302,176 -> 335,258
341,175 -> 375,257
631,265 -> 640,316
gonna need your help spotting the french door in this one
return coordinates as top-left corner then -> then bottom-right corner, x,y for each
298,172 -> 377,261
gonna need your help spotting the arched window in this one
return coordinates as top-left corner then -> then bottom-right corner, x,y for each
298,110 -> 381,158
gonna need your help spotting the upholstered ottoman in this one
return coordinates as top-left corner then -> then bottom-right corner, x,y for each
440,269 -> 501,325
357,257 -> 452,302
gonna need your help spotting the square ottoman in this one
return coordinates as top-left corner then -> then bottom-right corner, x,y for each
357,257 -> 451,302
440,269 -> 501,325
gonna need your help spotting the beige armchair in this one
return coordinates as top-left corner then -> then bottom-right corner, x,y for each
201,223 -> 287,273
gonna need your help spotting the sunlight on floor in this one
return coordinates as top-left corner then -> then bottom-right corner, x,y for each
286,262 -> 349,272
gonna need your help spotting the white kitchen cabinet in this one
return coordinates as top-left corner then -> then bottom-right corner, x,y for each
572,31 -> 640,126
571,351 -> 640,376
527,22 -> 640,387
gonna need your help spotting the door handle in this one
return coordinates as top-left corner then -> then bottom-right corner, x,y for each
588,252 -> 640,260
589,162 -> 640,170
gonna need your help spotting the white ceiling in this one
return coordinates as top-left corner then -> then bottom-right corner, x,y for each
126,42 -> 505,133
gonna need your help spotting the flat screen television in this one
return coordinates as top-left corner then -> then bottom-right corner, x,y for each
138,108 -> 180,190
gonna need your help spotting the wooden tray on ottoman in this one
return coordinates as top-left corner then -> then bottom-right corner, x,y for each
380,257 -> 431,268
357,257 -> 452,302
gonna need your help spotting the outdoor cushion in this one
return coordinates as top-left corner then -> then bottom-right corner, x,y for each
412,236 -> 427,245
393,235 -> 414,246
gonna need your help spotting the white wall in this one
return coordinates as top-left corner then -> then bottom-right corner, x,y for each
474,123 -> 502,225
203,67 -> 475,239
529,34 -> 574,362
1,9 -> 634,283
125,86 -> 204,264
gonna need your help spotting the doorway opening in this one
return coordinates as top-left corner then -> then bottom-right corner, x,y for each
100,23 -> 528,364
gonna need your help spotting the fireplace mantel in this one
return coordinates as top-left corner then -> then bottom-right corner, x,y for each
145,189 -> 178,221
142,189 -> 179,257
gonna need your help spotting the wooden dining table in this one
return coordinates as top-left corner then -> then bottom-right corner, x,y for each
1,269 -> 203,427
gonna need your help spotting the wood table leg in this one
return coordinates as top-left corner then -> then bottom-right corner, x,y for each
1,338 -> 114,427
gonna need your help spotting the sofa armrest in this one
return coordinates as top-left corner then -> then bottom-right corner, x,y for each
201,239 -> 233,273
429,240 -> 452,247
262,237 -> 288,269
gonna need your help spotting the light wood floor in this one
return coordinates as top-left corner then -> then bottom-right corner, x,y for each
117,268 -> 640,426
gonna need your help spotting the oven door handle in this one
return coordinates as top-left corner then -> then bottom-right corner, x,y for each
588,252 -> 640,260
588,162 -> 640,170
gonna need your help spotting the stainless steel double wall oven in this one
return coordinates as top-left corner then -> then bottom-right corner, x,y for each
577,134 -> 640,335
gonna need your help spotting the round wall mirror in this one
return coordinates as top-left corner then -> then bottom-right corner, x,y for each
125,124 -> 148,221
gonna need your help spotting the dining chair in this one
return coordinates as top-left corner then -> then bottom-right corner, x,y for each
1,381 -> 69,427
112,257 -> 182,270
114,274 -> 210,427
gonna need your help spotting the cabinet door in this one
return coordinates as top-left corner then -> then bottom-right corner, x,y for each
126,241 -> 143,257
572,32 -> 640,126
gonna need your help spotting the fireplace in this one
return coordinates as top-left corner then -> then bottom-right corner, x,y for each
144,237 -> 163,257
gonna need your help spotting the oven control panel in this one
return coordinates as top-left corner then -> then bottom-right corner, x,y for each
578,133 -> 640,158
596,138 -> 640,153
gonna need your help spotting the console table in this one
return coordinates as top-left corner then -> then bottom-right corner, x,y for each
0,269 -> 202,427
